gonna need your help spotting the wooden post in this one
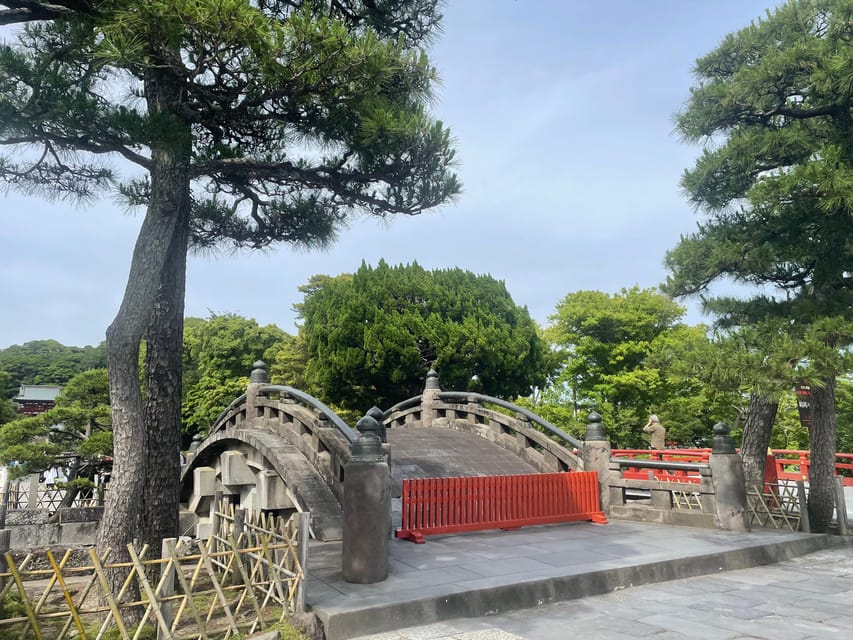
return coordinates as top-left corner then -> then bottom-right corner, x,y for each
295,511 -> 309,612
210,490 -> 223,553
796,480 -> 810,533
835,476 -> 848,536
234,508 -> 246,544
0,528 -> 10,614
158,538 -> 176,640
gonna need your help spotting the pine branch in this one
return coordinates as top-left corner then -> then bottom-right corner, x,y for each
0,1 -> 97,26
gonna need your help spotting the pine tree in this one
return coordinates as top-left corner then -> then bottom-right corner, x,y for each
665,0 -> 853,530
0,0 -> 459,575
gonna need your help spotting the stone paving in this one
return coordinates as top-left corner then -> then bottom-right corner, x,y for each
307,519 -> 850,639
348,546 -> 853,640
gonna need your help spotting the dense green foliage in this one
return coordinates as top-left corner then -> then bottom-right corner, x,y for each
0,340 -> 106,398
298,261 -> 549,412
0,368 -> 111,481
542,287 -> 733,447
665,0 -> 853,530
182,314 -> 291,437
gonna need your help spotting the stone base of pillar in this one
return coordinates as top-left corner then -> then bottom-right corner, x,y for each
342,462 -> 391,584
582,440 -> 612,516
709,453 -> 750,531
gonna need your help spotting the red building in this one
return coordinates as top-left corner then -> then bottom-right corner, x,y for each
13,385 -> 62,416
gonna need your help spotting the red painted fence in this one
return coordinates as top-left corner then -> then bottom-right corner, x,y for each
612,449 -> 708,484
395,472 -> 607,544
611,448 -> 853,487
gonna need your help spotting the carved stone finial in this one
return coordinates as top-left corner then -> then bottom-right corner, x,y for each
249,360 -> 269,384
712,422 -> 735,454
585,411 -> 607,441
366,406 -> 387,443
189,432 -> 202,452
424,368 -> 440,390
356,414 -> 380,436
351,415 -> 384,462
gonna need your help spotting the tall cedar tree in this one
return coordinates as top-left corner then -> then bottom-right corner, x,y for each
0,0 -> 459,578
298,262 -> 548,411
665,0 -> 853,531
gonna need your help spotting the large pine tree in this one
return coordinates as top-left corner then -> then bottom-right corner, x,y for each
0,0 -> 459,572
665,0 -> 853,531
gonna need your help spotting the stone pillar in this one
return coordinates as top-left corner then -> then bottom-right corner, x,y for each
27,473 -> 40,510
342,414 -> 391,584
245,360 -> 269,425
419,369 -> 441,429
709,422 -> 750,531
582,412 -> 611,515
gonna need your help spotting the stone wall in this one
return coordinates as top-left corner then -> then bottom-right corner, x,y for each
4,507 -> 102,549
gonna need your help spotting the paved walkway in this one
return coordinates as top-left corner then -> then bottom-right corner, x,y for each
307,520 -> 851,640
348,546 -> 853,639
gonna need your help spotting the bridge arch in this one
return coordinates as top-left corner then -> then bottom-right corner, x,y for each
383,370 -> 585,473
181,363 -> 356,541
181,365 -> 586,541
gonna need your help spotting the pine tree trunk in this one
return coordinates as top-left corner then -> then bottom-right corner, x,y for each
739,392 -> 779,492
808,376 -> 837,533
48,456 -> 82,523
96,60 -> 191,598
141,211 -> 188,554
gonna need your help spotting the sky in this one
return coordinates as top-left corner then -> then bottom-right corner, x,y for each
0,1 -> 778,350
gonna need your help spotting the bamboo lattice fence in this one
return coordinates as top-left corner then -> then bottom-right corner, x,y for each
0,505 -> 308,639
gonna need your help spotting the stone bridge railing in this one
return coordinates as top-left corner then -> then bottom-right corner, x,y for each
200,362 -> 358,504
607,423 -> 749,531
383,370 -> 585,473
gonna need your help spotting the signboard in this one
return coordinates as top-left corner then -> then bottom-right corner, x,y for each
795,382 -> 812,431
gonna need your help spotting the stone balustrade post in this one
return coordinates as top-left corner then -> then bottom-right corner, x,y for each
419,369 -> 441,429
342,414 -> 391,584
245,360 -> 269,425
582,412 -> 611,515
27,473 -> 40,510
709,422 -> 750,531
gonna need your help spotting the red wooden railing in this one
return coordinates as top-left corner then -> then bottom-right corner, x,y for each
612,448 -> 853,487
768,450 -> 853,486
395,472 -> 607,544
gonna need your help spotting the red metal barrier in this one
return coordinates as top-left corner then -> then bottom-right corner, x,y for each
395,472 -> 607,544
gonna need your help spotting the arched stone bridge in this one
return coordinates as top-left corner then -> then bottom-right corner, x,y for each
180,365 -> 584,542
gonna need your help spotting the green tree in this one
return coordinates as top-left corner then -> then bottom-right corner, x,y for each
0,371 -> 15,425
0,368 -> 112,512
182,314 -> 290,437
0,340 -> 106,398
297,261 -> 549,412
0,0 -> 459,570
545,287 -> 720,447
835,378 -> 853,455
665,0 -> 853,530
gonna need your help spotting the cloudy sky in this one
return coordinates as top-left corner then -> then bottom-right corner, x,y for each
0,1 -> 776,349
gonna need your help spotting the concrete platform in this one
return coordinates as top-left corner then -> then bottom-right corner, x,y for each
306,520 -> 852,640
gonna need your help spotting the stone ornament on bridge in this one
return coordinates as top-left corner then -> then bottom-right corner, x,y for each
712,422 -> 736,454
351,415 -> 385,463
249,360 -> 269,384
585,411 -> 607,442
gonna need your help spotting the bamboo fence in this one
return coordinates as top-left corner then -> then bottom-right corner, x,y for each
0,505 -> 307,640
